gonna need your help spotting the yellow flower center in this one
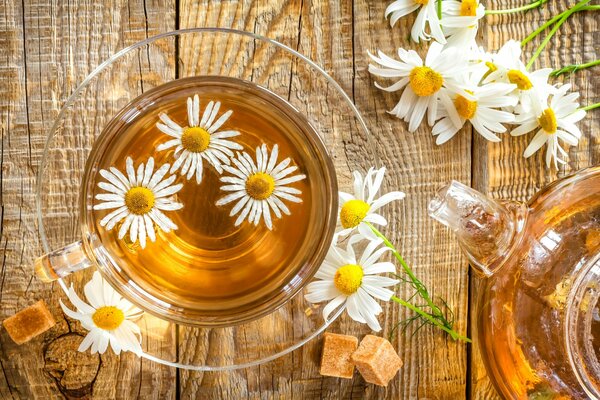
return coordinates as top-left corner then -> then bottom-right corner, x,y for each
340,200 -> 370,229
507,70 -> 533,91
538,108 -> 557,134
414,0 -> 428,4
409,66 -> 444,97
181,126 -> 211,153
334,264 -> 364,296
460,0 -> 478,16
124,187 -> 155,215
246,173 -> 275,200
485,61 -> 497,73
454,94 -> 478,120
92,306 -> 125,331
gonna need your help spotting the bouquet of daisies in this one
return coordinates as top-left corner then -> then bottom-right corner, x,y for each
370,0 -> 598,169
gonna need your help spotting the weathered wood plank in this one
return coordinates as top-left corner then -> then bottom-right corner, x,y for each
473,2 -> 600,399
176,1 -> 307,398
2,0 -> 597,398
175,1 -> 470,399
0,0 -> 177,398
352,2 -> 471,399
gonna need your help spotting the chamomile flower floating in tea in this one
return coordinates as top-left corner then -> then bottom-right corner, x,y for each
511,84 -> 586,168
440,0 -> 485,48
433,77 -> 517,144
368,42 -> 467,132
94,157 -> 183,249
216,144 -> 306,230
337,167 -> 405,241
305,238 -> 398,332
60,271 -> 143,355
156,94 -> 243,183
385,0 -> 445,44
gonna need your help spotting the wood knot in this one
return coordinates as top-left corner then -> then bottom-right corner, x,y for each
44,333 -> 100,399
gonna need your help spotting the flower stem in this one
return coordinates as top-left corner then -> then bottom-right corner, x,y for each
582,102 -> 600,111
551,59 -> 600,77
522,5 -> 600,46
485,0 -> 549,15
367,223 -> 439,314
437,0 -> 442,19
391,296 -> 471,342
366,222 -> 470,342
526,0 -> 591,70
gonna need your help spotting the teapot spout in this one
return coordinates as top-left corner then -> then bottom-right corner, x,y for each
428,181 -> 527,277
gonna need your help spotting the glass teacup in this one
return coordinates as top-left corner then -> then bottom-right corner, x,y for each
36,75 -> 338,327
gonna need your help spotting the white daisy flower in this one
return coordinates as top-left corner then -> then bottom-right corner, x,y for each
216,144 -> 306,230
156,94 -> 243,184
433,72 -> 517,144
368,42 -> 468,133
94,157 -> 183,249
511,84 -> 586,168
441,0 -> 485,49
337,167 -> 405,241
60,271 -> 143,355
305,237 -> 399,332
385,0 -> 446,44
483,40 -> 554,111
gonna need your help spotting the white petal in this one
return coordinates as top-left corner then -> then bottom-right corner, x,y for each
363,262 -> 397,275
323,295 -> 347,321
126,158 -> 137,186
216,190 -> 246,206
523,129 -> 548,158
137,216 -> 147,249
234,199 -> 254,226
154,183 -> 183,198
205,101 -> 221,128
156,139 -> 180,152
159,113 -> 183,132
200,101 -> 214,127
208,110 -> 233,133
370,191 -> 406,212
274,191 -> 302,203
275,174 -> 306,186
266,144 -> 279,173
230,195 -> 250,216
129,216 -> 139,243
144,214 -> 156,242
262,201 -> 272,230
118,214 -> 134,239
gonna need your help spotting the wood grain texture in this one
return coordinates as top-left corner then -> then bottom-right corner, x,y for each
0,0 -> 177,398
472,2 -> 600,399
1,0 -> 598,399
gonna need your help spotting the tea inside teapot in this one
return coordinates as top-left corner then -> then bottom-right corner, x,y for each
430,167 -> 600,399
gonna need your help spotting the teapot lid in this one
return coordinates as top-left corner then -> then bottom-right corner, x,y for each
566,251 -> 600,399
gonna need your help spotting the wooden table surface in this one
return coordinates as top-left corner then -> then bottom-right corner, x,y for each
0,1 -> 598,399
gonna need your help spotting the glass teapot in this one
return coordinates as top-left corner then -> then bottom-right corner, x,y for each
429,166 -> 600,399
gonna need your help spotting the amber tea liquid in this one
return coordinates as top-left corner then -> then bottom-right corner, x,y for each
90,77 -> 334,320
478,183 -> 600,399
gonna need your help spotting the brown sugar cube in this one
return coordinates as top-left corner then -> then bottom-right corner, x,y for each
320,332 -> 358,379
351,335 -> 403,386
3,300 -> 56,345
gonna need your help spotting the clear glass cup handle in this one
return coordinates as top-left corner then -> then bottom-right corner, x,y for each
35,241 -> 93,282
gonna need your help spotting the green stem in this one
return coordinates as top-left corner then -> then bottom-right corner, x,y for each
485,0 -> 549,15
391,296 -> 471,342
551,59 -> 600,77
582,102 -> 600,111
437,0 -> 442,19
526,0 -> 591,70
367,223 -> 441,316
522,4 -> 600,46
